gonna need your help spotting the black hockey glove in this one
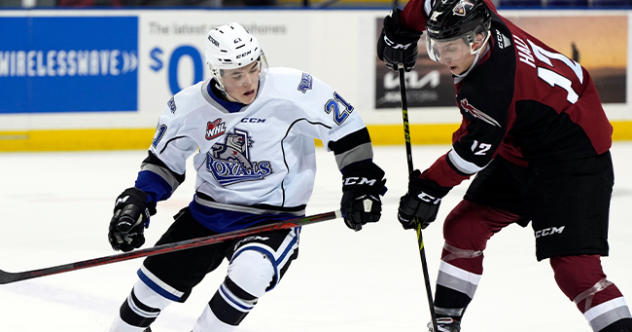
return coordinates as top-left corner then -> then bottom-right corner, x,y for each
341,162 -> 387,231
377,8 -> 423,72
398,170 -> 451,230
108,187 -> 155,252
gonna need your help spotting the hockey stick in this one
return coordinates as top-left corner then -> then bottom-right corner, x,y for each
398,65 -> 439,332
0,210 -> 342,285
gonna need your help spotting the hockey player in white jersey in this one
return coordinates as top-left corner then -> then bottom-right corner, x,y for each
107,22 -> 387,332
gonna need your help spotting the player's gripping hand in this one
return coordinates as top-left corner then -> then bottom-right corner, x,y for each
377,8 -> 423,72
108,187 -> 155,252
341,162 -> 387,231
398,170 -> 451,230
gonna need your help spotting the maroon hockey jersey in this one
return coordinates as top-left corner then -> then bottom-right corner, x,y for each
400,0 -> 612,188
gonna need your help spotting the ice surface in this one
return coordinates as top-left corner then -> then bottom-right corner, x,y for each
1,143 -> 631,331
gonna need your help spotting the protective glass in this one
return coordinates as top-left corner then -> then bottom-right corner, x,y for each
426,35 -> 473,63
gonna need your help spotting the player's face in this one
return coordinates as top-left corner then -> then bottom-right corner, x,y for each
221,61 -> 261,105
428,38 -> 476,75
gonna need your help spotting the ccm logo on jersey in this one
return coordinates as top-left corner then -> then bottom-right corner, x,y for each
535,226 -> 565,238
241,118 -> 266,123
343,177 -> 378,186
206,118 -> 226,140
460,99 -> 501,127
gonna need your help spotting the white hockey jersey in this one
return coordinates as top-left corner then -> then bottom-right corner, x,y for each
138,67 -> 374,232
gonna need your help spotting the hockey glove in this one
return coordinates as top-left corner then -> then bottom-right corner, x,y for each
377,8 -> 423,72
398,170 -> 451,230
341,161 -> 387,231
108,187 -> 155,252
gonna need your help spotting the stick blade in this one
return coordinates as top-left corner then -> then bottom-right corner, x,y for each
0,268 -> 21,285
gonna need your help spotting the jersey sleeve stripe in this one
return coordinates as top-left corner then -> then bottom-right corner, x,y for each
334,142 -> 374,170
447,148 -> 487,175
140,163 -> 181,194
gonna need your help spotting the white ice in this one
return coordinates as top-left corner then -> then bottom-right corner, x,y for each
1,143 -> 631,332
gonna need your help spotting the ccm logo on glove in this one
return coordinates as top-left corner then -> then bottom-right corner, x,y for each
418,192 -> 441,205
383,35 -> 415,50
343,177 -> 379,186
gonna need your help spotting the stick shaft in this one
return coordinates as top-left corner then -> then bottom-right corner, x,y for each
0,210 -> 341,285
398,66 -> 439,332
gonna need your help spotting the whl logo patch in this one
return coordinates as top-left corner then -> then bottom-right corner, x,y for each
206,118 -> 226,140
460,99 -> 501,127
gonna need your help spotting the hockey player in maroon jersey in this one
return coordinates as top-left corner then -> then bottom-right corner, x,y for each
377,0 -> 632,331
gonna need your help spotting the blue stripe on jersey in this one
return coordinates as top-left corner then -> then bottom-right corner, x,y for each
206,80 -> 245,114
137,269 -> 181,302
188,200 -> 300,233
135,170 -> 173,204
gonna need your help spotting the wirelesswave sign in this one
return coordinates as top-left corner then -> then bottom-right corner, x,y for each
0,16 -> 138,114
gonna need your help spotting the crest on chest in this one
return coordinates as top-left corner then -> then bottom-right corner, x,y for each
205,128 -> 273,186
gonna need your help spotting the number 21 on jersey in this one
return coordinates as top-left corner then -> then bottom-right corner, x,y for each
324,92 -> 354,125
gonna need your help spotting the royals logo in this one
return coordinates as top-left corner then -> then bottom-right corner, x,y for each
205,129 -> 273,186
168,97 -> 177,114
297,72 -> 313,94
460,99 -> 501,127
206,119 -> 226,140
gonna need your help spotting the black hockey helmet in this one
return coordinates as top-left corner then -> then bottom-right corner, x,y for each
425,0 -> 491,43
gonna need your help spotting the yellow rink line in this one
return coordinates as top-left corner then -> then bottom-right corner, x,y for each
0,121 -> 630,152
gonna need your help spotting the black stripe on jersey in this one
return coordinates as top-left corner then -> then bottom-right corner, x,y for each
196,192 -> 306,213
159,135 -> 189,154
143,151 -> 186,184
281,118 -> 332,207
327,127 -> 371,155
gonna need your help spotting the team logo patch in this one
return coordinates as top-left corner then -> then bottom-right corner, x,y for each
206,129 -> 273,186
453,0 -> 474,16
460,99 -> 501,127
168,97 -> 177,114
297,72 -> 313,94
206,118 -> 227,140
